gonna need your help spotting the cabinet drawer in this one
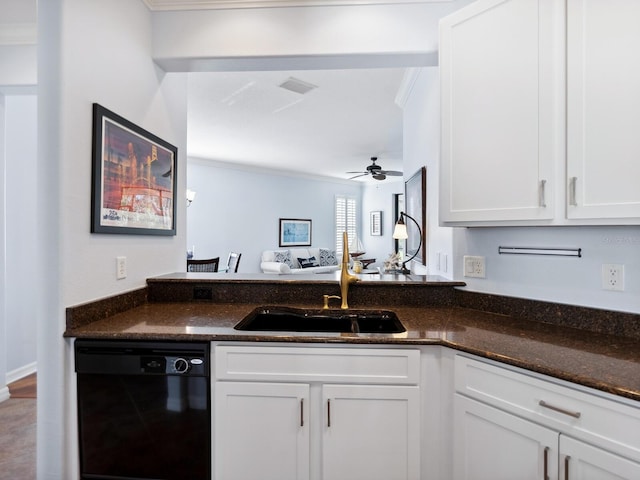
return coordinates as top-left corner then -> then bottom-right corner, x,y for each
215,345 -> 420,384
455,354 -> 640,461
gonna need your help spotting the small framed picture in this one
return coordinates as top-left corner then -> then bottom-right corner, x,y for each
370,211 -> 382,236
279,218 -> 312,247
91,103 -> 177,235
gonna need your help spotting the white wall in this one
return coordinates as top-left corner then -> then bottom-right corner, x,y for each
361,180 -> 404,269
0,94 -> 6,402
4,94 -> 37,380
453,226 -> 640,314
402,67 -> 453,277
187,158 -> 362,272
151,2 -> 472,71
38,0 -> 187,477
0,0 -> 37,402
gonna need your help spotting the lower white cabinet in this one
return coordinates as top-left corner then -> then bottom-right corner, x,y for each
454,395 -> 558,480
322,384 -> 420,480
213,344 -> 421,480
560,435 -> 640,480
454,355 -> 640,480
215,382 -> 310,480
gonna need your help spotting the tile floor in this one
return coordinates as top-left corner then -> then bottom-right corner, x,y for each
0,377 -> 36,479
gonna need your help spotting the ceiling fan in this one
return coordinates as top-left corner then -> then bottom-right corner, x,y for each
347,157 -> 403,181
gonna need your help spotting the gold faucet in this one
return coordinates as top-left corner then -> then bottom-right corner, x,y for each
339,231 -> 359,309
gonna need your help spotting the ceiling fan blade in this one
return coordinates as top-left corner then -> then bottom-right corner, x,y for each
379,170 -> 403,176
346,171 -> 368,174
348,173 -> 368,180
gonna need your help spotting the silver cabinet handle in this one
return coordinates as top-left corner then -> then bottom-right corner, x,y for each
327,399 -> 331,427
569,177 -> 578,206
543,446 -> 550,480
539,179 -> 547,208
539,400 -> 581,418
300,399 -> 304,427
564,455 -> 571,480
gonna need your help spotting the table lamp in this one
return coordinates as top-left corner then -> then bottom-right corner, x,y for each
392,211 -> 422,274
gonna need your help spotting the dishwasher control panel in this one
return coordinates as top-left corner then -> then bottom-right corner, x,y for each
140,355 -> 206,375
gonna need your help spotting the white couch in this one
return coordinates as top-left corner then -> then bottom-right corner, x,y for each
261,247 -> 340,274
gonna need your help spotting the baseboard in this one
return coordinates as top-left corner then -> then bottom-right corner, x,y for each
0,386 -> 10,403
6,361 -> 37,384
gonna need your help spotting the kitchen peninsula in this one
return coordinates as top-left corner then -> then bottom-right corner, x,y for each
66,272 -> 640,401
65,273 -> 640,479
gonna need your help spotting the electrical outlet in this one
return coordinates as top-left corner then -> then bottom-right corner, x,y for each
602,264 -> 624,291
116,256 -> 127,280
463,255 -> 485,278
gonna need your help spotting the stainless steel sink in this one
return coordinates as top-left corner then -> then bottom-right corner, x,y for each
234,306 -> 406,334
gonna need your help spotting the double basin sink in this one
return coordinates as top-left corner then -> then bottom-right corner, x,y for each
234,306 -> 405,334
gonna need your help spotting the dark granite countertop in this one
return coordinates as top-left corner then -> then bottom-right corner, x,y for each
65,298 -> 640,403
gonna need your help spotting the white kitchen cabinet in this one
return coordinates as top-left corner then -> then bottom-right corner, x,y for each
454,395 -> 559,480
560,435 -> 640,480
454,354 -> 640,479
440,0 -> 640,225
439,0 -> 563,224
213,344 -> 421,480
215,382 -> 310,480
322,384 -> 420,480
566,0 -> 640,221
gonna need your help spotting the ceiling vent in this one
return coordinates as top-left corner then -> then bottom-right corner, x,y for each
279,77 -> 318,95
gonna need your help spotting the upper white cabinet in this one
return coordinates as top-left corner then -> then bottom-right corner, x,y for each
440,0 -> 640,225
440,0 -> 563,224
566,0 -> 640,221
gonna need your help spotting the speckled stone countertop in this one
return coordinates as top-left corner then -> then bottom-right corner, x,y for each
65,273 -> 640,402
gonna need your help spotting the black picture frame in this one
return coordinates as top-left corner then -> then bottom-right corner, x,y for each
279,218 -> 312,247
405,166 -> 426,265
91,103 -> 177,235
370,211 -> 382,236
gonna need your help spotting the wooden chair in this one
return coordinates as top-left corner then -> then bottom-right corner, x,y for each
187,257 -> 220,272
225,252 -> 242,273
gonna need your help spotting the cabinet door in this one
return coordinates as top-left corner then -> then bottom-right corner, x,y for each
440,0 -> 563,224
322,384 -> 420,480
215,382 -> 309,480
566,0 -> 640,221
454,394 -> 558,480
561,435 -> 640,480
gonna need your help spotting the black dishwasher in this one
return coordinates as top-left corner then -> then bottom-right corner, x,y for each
75,340 -> 210,480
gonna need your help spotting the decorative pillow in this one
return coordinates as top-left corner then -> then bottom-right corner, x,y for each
273,250 -> 295,268
318,249 -> 338,266
298,256 -> 320,269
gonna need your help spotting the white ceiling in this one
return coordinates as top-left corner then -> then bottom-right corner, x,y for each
1,0 -> 414,183
187,68 -> 407,182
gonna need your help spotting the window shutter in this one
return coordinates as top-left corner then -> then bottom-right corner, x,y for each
335,195 -> 357,255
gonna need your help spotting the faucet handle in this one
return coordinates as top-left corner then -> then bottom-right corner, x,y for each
323,294 -> 341,309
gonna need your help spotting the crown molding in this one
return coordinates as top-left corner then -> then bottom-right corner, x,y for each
143,0 -> 452,11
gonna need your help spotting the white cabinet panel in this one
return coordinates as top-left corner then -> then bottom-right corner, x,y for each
215,382 -> 310,480
566,0 -> 640,220
454,394 -> 558,480
440,0 -> 562,223
322,384 -> 420,480
215,345 -> 420,384
440,0 -> 640,225
561,435 -> 640,480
